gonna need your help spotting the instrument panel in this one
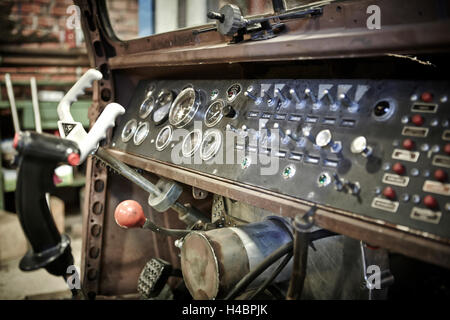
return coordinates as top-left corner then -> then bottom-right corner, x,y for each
112,79 -> 450,242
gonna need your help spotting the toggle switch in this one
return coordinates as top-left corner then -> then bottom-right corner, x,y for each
305,88 -> 321,110
275,88 -> 291,108
244,89 -> 263,105
263,90 -> 276,107
323,89 -> 338,111
289,88 -> 304,109
333,173 -> 344,191
339,93 -> 359,113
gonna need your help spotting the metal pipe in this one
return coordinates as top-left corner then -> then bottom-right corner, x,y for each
5,73 -> 20,133
30,77 -> 42,133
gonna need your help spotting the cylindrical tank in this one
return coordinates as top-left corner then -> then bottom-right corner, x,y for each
180,217 -> 293,300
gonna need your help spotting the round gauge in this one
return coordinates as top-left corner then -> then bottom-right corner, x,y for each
139,96 -> 155,119
200,129 -> 222,161
155,125 -> 173,151
204,100 -> 225,127
121,119 -> 137,142
182,129 -> 202,157
169,87 -> 201,128
152,90 -> 174,125
226,83 -> 242,102
133,122 -> 150,145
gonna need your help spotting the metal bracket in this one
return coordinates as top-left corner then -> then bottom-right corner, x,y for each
148,179 -> 183,212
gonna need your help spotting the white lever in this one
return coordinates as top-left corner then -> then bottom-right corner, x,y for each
57,69 -> 125,164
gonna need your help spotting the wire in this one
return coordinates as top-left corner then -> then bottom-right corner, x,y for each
224,229 -> 339,300
248,251 -> 293,300
224,241 -> 293,300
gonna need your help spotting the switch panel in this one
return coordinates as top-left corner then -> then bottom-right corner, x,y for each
112,79 -> 450,241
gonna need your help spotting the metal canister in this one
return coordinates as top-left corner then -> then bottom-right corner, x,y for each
180,217 -> 293,300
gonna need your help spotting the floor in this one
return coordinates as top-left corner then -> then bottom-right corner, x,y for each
0,214 -> 82,300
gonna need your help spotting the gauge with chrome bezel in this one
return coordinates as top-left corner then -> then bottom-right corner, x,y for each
155,125 -> 173,151
169,87 -> 202,128
121,119 -> 138,142
133,121 -> 150,145
200,129 -> 222,161
139,96 -> 155,119
182,129 -> 202,158
226,83 -> 242,102
204,99 -> 225,127
153,89 -> 175,125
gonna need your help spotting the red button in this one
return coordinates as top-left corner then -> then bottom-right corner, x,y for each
434,169 -> 447,182
421,92 -> 433,102
445,143 -> 450,155
67,153 -> 80,166
383,187 -> 396,200
13,132 -> 20,149
393,162 -> 406,175
402,139 -> 415,150
424,195 -> 438,209
412,114 -> 424,126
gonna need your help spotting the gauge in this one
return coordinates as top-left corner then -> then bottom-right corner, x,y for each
121,119 -> 137,142
226,83 -> 242,102
155,125 -> 173,151
210,89 -> 219,101
200,129 -> 222,161
182,129 -> 202,157
139,96 -> 155,119
169,87 -> 201,128
152,89 -> 174,125
133,122 -> 150,145
204,100 -> 225,127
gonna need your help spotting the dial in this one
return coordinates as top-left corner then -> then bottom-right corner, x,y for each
139,96 -> 155,119
200,129 -> 222,161
169,87 -> 201,128
155,125 -> 173,151
182,129 -> 202,157
226,83 -> 242,102
153,89 -> 174,125
133,122 -> 150,145
121,119 -> 137,142
204,100 -> 225,127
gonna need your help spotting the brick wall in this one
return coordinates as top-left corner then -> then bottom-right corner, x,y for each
0,0 -> 139,90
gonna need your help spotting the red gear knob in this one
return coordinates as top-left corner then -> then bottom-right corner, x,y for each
114,200 -> 147,228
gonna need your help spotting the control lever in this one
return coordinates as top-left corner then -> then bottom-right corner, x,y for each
14,69 -> 124,288
14,131 -> 80,281
57,69 -> 125,163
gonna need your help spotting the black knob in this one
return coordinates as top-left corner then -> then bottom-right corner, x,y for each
222,105 -> 236,118
207,11 -> 225,23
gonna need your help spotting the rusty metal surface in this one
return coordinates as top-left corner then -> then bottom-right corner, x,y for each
181,228 -> 250,300
74,0 -> 450,298
107,148 -> 450,269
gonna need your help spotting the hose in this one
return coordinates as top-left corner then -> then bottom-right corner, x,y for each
225,228 -> 339,300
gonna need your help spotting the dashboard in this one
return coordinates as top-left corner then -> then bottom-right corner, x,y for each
112,79 -> 450,242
